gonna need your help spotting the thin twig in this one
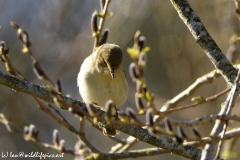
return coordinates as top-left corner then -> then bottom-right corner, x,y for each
0,42 -> 24,78
86,118 -> 126,144
161,70 -> 220,112
154,69 -> 221,123
115,137 -> 138,153
33,97 -> 99,153
214,70 -> 240,160
169,114 -> 240,127
93,0 -> 111,49
202,70 -> 240,160
110,136 -> 137,153
0,113 -> 21,133
0,114 -> 89,157
160,88 -> 230,115
48,104 -> 69,124
10,22 -> 55,87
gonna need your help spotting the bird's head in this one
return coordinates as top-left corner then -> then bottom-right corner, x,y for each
95,43 -> 123,79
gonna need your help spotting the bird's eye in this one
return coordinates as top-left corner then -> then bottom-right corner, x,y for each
103,61 -> 107,66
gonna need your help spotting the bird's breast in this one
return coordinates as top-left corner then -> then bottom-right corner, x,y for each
78,66 -> 128,108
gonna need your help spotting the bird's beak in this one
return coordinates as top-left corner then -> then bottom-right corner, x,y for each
110,70 -> 114,79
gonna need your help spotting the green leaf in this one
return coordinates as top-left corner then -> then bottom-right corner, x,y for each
119,116 -> 130,123
142,46 -> 150,53
136,93 -> 143,98
138,109 -> 145,115
191,96 -> 204,102
106,12 -> 113,17
96,11 -> 103,17
127,48 -> 139,57
96,11 -> 113,18
93,117 -> 98,123
146,92 -> 153,101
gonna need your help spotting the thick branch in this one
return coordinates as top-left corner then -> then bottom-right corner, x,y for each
169,0 -> 238,84
0,71 -> 85,110
0,72 -> 222,160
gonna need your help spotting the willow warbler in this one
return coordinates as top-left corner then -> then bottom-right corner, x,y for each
77,43 -> 128,136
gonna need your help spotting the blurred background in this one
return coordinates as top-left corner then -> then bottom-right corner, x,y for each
0,0 -> 240,159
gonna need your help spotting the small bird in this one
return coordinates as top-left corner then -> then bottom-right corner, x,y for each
77,43 -> 128,136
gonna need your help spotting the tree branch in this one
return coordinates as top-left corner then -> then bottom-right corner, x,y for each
169,0 -> 238,84
0,71 -> 223,160
0,71 -> 84,110
85,148 -> 168,160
